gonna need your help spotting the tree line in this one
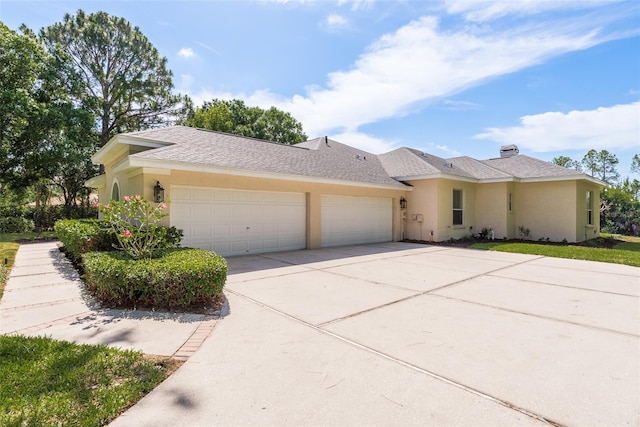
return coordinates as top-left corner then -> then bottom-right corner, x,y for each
553,151 -> 640,236
1,10 -> 306,214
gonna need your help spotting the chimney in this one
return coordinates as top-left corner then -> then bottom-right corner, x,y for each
500,144 -> 519,158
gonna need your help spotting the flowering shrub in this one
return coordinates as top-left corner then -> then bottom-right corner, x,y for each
97,196 -> 181,260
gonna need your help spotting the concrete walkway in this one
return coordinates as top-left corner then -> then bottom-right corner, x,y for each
0,241 -> 220,359
2,241 -> 639,426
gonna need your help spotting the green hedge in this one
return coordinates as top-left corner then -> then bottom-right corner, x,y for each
0,217 -> 35,233
54,219 -> 118,262
82,248 -> 227,309
54,219 -> 183,262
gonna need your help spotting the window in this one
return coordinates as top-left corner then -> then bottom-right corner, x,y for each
111,180 -> 120,202
508,192 -> 513,212
586,190 -> 593,225
453,189 -> 463,226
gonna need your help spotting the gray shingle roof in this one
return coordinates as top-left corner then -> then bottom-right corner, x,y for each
128,126 -> 404,187
116,126 -> 593,186
482,155 -> 583,179
378,148 -> 475,179
447,156 -> 512,180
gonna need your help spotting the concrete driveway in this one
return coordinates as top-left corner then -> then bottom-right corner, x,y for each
112,242 -> 640,426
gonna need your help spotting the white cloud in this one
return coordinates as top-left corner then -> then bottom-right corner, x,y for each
195,41 -> 220,56
442,99 -> 480,111
325,13 -> 349,29
275,15 -> 605,136
338,0 -> 375,12
435,144 -> 462,157
474,102 -> 640,152
184,8 -> 634,153
329,131 -> 399,154
443,0 -> 619,23
178,47 -> 195,58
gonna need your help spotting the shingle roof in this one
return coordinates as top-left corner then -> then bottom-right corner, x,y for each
378,148 -> 475,179
114,126 -> 595,186
127,126 -> 404,187
482,155 -> 583,179
447,156 -> 512,180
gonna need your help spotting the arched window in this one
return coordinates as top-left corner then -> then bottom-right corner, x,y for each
111,179 -> 120,202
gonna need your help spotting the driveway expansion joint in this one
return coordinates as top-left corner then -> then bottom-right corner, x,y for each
226,288 -> 564,427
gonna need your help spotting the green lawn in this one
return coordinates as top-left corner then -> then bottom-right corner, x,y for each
0,231 -> 56,242
471,235 -> 640,267
1,233 -> 181,426
0,242 -> 20,300
0,335 -> 180,427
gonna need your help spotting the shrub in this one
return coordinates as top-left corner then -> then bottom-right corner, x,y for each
54,219 -> 118,262
82,248 -> 227,309
98,196 -> 178,260
33,205 -> 98,230
0,217 -> 34,233
54,219 -> 182,262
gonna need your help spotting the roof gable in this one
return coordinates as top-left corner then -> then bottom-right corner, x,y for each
124,126 -> 403,187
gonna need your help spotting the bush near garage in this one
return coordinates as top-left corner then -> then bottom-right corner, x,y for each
54,219 -> 183,262
82,248 -> 227,309
54,219 -> 119,262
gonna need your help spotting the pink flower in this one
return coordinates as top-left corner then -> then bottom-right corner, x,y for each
160,203 -> 168,209
124,196 -> 130,202
91,202 -> 100,208
135,195 -> 141,200
123,230 -> 132,237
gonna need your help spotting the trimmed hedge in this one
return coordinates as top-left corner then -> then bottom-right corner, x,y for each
0,217 -> 34,233
82,248 -> 227,309
54,219 -> 183,262
54,219 -> 118,262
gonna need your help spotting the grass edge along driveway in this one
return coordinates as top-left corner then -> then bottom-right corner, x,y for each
471,235 -> 640,267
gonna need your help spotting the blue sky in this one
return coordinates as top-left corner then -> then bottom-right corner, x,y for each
2,0 -> 639,178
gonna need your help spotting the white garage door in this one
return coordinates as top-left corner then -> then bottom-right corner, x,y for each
321,195 -> 392,247
171,186 -> 306,256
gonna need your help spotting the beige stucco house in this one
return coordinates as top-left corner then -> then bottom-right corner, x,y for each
87,126 -> 605,256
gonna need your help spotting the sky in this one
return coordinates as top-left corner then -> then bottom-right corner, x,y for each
1,0 -> 639,178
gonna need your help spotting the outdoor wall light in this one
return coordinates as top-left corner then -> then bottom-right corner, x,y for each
153,181 -> 165,203
400,197 -> 407,209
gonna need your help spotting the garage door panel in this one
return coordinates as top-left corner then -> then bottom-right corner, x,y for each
321,195 -> 392,247
171,187 -> 306,256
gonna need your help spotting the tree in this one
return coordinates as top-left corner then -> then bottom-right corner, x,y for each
582,149 -> 599,177
41,10 -> 188,146
581,149 -> 619,185
185,99 -> 307,144
552,156 -> 582,171
631,154 -> 640,174
0,23 -> 72,190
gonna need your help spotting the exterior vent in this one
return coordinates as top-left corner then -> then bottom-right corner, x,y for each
500,144 -> 519,158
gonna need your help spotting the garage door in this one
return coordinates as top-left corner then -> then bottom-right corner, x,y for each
321,195 -> 392,247
170,186 -> 306,256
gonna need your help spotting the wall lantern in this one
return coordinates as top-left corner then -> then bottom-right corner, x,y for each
399,196 -> 407,209
153,181 -> 165,203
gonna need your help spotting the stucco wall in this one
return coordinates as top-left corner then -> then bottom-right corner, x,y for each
513,180 -> 577,242
137,169 -> 407,249
474,182 -> 508,239
402,179 -> 439,241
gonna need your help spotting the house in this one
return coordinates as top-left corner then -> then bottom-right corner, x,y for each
86,126 -> 605,256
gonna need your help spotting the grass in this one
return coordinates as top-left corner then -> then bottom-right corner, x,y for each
0,231 -> 57,242
0,242 -> 20,300
471,234 -> 640,267
0,335 -> 181,427
0,232 -> 186,426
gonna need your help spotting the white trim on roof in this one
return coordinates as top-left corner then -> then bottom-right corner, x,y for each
92,134 -> 176,164
118,156 -> 411,191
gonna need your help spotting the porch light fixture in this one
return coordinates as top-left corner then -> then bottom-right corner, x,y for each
153,181 -> 165,203
399,197 -> 407,209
